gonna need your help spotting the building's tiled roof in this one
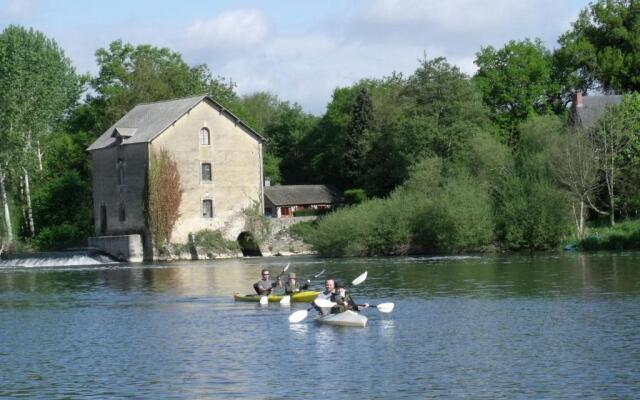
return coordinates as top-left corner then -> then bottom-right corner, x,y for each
575,95 -> 624,129
264,185 -> 343,206
88,95 -> 264,151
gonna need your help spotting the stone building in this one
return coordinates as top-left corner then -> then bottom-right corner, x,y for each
87,95 -> 264,260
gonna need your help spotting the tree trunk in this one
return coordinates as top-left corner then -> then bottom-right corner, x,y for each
0,173 -> 14,243
36,140 -> 43,172
23,168 -> 35,237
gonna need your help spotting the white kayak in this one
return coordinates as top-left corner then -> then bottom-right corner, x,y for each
315,310 -> 368,327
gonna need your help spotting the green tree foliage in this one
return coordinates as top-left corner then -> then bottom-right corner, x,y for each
75,40 -> 240,137
262,101 -> 318,183
343,87 -> 374,187
589,93 -> 640,224
240,91 -> 281,133
493,117 -> 571,249
474,39 -> 562,142
0,25 -> 81,244
31,171 -> 92,249
306,156 -> 495,256
557,0 -> 640,93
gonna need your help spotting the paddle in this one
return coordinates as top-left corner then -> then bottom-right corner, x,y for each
280,268 -> 326,305
288,271 -> 369,323
260,263 -> 290,305
310,299 -> 395,313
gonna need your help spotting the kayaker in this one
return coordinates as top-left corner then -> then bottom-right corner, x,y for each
313,278 -> 335,315
253,269 -> 281,295
331,280 -> 368,314
284,272 -> 310,295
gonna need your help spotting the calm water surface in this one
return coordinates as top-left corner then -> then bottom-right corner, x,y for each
1,253 -> 639,399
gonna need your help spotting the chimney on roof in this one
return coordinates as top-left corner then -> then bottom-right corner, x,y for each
264,177 -> 271,187
573,91 -> 583,107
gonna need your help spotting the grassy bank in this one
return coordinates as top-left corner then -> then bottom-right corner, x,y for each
576,220 -> 640,251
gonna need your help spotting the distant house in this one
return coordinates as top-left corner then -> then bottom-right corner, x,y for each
571,91 -> 624,130
87,95 -> 265,258
264,185 -> 343,218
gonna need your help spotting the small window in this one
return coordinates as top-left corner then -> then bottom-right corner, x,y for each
119,203 -> 126,222
201,163 -> 212,182
200,127 -> 210,145
117,159 -> 125,185
202,199 -> 213,218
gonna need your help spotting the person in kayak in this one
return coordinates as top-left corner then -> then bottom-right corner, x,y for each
331,280 -> 368,314
284,272 -> 310,295
253,269 -> 281,295
313,278 -> 335,315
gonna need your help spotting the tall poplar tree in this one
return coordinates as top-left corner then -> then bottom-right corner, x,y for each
0,25 -> 80,243
343,87 -> 374,188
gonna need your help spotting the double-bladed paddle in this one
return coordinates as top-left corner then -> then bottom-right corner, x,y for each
288,271 -> 372,323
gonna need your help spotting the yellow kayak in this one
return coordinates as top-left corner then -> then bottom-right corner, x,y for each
233,291 -> 319,303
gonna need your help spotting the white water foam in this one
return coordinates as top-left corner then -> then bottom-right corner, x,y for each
0,251 -> 119,268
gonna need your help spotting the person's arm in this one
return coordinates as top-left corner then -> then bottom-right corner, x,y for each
301,280 -> 310,290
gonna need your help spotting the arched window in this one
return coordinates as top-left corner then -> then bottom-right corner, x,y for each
200,127 -> 210,145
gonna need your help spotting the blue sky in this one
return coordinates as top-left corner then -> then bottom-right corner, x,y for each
1,0 -> 590,114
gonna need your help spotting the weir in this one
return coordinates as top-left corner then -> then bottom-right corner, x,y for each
0,249 -> 119,268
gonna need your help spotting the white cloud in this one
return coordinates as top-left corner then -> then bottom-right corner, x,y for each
22,2 -> 588,114
186,8 -> 268,49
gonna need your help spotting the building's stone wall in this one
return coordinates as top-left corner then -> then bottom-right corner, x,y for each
260,216 -> 316,256
88,234 -> 144,262
151,100 -> 263,244
91,143 -> 149,236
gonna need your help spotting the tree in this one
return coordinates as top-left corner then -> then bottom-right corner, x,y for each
550,129 -> 601,238
0,25 -> 81,243
343,87 -> 374,187
589,94 -> 640,225
147,149 -> 182,252
81,40 -> 239,137
262,102 -> 318,183
557,0 -> 640,93
474,38 -> 562,143
240,91 -> 281,133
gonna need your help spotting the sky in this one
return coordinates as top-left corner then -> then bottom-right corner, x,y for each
0,0 -> 591,115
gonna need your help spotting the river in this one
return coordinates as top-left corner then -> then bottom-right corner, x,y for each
1,253 -> 639,399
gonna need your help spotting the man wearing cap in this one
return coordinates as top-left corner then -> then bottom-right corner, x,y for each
331,279 -> 368,314
253,269 -> 281,295
284,272 -> 310,295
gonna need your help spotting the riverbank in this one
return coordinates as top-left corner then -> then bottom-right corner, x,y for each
572,219 -> 640,251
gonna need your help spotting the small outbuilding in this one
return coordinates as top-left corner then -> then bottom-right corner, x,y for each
264,185 -> 343,218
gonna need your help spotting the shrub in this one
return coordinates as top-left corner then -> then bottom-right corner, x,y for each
288,220 -> 317,242
33,224 -> 87,250
343,189 -> 367,205
292,208 -> 330,217
192,229 -> 239,252
494,174 -> 570,250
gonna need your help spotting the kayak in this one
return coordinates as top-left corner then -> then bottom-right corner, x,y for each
233,291 -> 320,303
315,310 -> 368,327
